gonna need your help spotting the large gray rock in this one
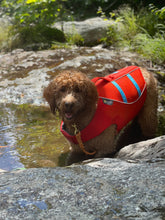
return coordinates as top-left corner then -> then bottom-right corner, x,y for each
0,136 -> 165,220
117,135 -> 165,162
54,17 -> 114,45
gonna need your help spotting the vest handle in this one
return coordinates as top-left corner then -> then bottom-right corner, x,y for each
92,75 -> 114,84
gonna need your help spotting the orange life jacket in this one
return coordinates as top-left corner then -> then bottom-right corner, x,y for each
60,66 -> 147,144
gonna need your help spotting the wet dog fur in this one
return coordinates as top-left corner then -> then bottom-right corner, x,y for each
43,68 -> 158,165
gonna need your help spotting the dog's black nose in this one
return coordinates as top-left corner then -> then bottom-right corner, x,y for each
65,102 -> 74,110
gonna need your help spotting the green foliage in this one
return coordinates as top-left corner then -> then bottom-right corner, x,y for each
2,0 -> 67,26
149,4 -> 165,21
0,21 -> 10,50
100,5 -> 165,64
10,25 -> 66,50
158,114 -> 165,136
64,0 -> 165,20
98,6 -> 142,47
136,5 -> 165,38
117,7 -> 139,38
65,23 -> 84,46
97,7 -> 120,46
64,0 -> 111,20
66,32 -> 84,46
1,0 -> 67,50
101,25 -> 120,46
133,34 -> 165,64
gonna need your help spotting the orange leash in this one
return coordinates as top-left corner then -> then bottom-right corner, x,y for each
73,124 -> 96,155
75,132 -> 96,155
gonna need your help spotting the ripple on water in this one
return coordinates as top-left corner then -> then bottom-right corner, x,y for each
0,104 -> 69,171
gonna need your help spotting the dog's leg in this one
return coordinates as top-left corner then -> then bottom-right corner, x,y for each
67,125 -> 118,164
138,101 -> 157,138
93,124 -> 117,158
137,70 -> 158,138
66,150 -> 91,165
116,119 -> 144,150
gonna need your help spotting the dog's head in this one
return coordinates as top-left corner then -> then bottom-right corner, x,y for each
43,70 -> 98,122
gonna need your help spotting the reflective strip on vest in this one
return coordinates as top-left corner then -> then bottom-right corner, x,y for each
111,81 -> 128,103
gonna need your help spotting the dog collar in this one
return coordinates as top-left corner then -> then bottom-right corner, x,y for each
60,66 -> 147,144
60,98 -> 113,144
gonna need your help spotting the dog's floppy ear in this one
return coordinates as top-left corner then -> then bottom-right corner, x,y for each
83,79 -> 98,107
43,81 -> 57,115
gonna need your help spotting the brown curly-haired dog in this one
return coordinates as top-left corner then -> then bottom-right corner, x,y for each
43,68 -> 157,165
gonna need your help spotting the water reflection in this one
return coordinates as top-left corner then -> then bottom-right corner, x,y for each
1,103 -> 164,172
0,104 -> 69,171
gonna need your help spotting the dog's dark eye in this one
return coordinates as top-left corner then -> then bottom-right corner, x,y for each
60,86 -> 66,93
74,86 -> 80,93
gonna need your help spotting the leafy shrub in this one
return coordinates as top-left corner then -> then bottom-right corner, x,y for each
64,0 -> 165,20
66,32 -> 84,46
133,34 -> 165,64
1,0 -> 67,50
2,0 -> 67,26
99,5 -> 165,64
136,5 -> 165,38
117,7 -> 139,39
98,6 -> 141,47
10,25 -> 66,50
0,20 -> 10,51
158,114 -> 165,136
100,24 -> 120,46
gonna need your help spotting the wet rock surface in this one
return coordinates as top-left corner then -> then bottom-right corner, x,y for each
0,46 -> 164,106
116,136 -> 165,162
0,155 -> 165,220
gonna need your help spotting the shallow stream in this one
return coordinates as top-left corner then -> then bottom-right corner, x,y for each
1,103 -> 164,172
0,104 -> 69,172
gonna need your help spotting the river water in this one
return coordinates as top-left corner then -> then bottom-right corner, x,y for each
0,104 -> 69,171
